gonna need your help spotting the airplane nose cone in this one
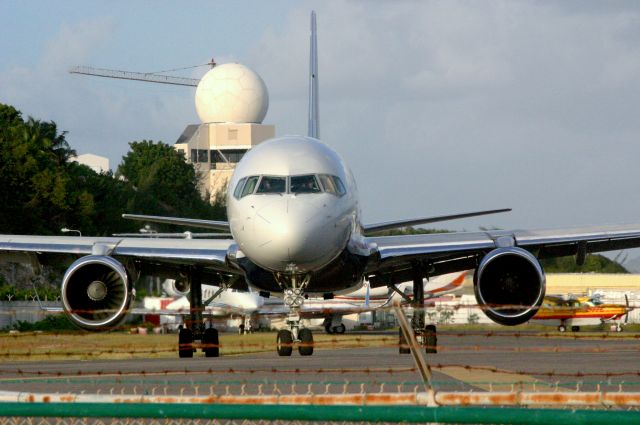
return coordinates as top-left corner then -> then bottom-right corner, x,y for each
244,196 -> 348,271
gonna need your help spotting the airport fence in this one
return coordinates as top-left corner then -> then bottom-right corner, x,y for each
1,304 -> 640,424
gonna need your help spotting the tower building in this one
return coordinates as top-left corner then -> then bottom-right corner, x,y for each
174,63 -> 274,202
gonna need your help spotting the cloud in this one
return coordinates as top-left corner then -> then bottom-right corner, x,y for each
248,1 -> 640,230
0,16 -> 197,168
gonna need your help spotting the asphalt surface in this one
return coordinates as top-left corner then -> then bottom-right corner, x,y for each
1,331 -> 638,396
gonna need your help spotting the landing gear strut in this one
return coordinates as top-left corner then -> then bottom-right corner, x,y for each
399,262 -> 437,355
275,273 -> 314,356
178,266 -> 219,358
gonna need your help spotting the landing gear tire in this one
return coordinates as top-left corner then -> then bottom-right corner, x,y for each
276,329 -> 293,356
425,324 -> 437,354
334,324 -> 346,334
616,324 -> 623,333
298,328 -> 314,356
178,328 -> 194,358
324,325 -> 334,334
399,328 -> 410,354
558,325 -> 566,332
571,326 -> 580,333
203,328 -> 219,358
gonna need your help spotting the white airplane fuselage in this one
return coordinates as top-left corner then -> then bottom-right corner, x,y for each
227,136 -> 368,294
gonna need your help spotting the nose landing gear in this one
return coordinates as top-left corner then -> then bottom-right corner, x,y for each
275,272 -> 314,356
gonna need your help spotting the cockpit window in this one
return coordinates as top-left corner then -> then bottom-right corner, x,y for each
318,174 -> 337,195
332,175 -> 346,196
256,176 -> 286,194
290,175 -> 321,194
233,177 -> 247,199
235,174 -> 346,197
240,176 -> 259,198
318,174 -> 346,196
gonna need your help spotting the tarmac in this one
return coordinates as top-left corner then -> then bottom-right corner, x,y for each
1,330 -> 638,397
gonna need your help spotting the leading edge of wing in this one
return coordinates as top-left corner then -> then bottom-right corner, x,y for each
122,214 -> 230,232
0,234 -> 235,269
367,223 -> 640,262
362,208 -> 511,234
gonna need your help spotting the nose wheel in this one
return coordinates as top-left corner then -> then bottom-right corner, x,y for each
276,329 -> 293,356
276,328 -> 314,356
275,272 -> 315,356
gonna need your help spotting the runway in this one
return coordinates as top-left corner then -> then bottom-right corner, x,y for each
1,331 -> 638,397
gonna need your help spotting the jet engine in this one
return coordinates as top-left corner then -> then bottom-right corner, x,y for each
473,247 -> 545,326
61,255 -> 132,330
162,279 -> 190,297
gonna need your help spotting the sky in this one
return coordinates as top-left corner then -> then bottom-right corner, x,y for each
2,1 -> 640,239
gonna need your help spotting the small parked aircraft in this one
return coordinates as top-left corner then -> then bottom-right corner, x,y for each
531,293 -> 633,332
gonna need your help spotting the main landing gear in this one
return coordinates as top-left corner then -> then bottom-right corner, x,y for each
275,273 -> 314,356
323,316 -> 346,334
177,266 -> 220,358
398,262 -> 438,355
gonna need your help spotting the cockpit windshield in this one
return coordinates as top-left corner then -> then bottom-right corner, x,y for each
234,174 -> 346,198
290,175 -> 321,194
240,176 -> 259,198
256,176 -> 286,194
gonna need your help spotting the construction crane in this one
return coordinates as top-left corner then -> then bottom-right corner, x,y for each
69,59 -> 216,87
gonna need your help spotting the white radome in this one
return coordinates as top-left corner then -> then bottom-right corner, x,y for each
195,63 -> 269,124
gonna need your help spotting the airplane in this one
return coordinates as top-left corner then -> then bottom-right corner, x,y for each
530,293 -> 633,332
150,271 -> 465,337
3,11 -> 640,359
152,280 -> 264,333
262,271 -> 468,335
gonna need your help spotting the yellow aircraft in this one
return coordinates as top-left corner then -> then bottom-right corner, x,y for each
531,294 -> 632,332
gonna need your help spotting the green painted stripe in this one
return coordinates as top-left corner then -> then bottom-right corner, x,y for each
0,403 -> 639,425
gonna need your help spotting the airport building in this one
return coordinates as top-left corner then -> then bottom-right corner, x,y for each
174,63 -> 274,202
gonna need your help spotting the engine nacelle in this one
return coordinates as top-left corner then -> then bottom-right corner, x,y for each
162,279 -> 191,297
61,255 -> 132,330
474,247 -> 546,326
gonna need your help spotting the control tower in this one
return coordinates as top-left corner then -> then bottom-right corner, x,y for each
174,63 -> 275,202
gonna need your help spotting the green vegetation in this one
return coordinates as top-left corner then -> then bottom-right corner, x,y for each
0,103 -> 227,291
10,314 -> 76,332
540,254 -> 628,273
0,281 -> 59,300
0,103 -> 225,237
117,140 -> 225,222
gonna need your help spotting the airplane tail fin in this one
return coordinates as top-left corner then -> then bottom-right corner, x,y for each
308,11 -> 319,139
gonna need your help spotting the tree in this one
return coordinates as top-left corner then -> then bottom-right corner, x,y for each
540,254 -> 628,274
0,104 -> 76,234
117,140 -> 226,225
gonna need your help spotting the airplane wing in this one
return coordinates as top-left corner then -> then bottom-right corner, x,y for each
0,234 -> 236,271
362,208 -> 511,233
122,214 -> 230,232
365,223 -> 640,286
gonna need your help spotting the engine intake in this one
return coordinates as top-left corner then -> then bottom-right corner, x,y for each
474,247 -> 545,326
162,279 -> 191,297
61,255 -> 132,330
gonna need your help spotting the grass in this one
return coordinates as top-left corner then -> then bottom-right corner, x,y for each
0,331 -> 389,362
1,323 -> 638,362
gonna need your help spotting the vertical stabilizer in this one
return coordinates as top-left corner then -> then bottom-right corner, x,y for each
308,11 -> 319,139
